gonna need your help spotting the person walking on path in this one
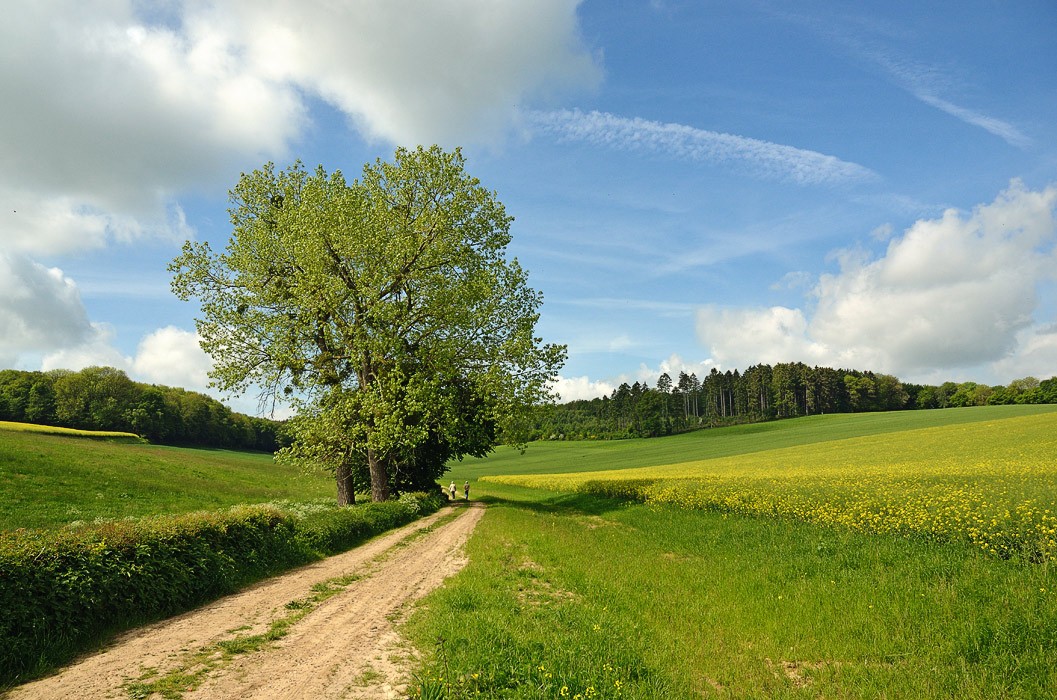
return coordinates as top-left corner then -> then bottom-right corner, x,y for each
449,481 -> 457,501
464,480 -> 470,500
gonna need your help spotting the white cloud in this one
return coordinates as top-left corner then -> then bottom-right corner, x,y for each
41,323 -> 132,374
215,0 -> 601,147
0,1 -> 302,255
697,306 -> 830,367
637,353 -> 717,385
42,324 -> 212,394
990,326 -> 1057,381
1,1 -> 599,255
550,375 -> 616,402
914,92 -> 1031,149
695,181 -> 1057,382
526,109 -> 877,185
873,53 -> 1032,149
41,323 -> 296,417
0,253 -> 94,365
131,326 -> 213,391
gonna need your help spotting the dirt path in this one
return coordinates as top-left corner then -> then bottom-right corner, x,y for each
10,502 -> 484,700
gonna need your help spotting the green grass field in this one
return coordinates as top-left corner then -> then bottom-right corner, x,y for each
0,423 -> 334,530
407,405 -> 1057,699
4,408 -> 1057,697
447,404 -> 1057,479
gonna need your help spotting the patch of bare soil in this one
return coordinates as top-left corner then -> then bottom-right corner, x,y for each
9,502 -> 484,700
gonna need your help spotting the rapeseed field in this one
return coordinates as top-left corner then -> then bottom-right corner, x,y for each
486,412 -> 1057,561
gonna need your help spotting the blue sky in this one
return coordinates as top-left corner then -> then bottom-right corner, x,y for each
2,0 -> 1056,414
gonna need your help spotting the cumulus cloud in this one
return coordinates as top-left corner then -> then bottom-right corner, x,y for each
41,325 -> 212,392
41,323 -> 132,374
526,109 -> 877,185
697,306 -> 830,367
0,253 -> 93,365
695,181 -> 1057,381
0,0 -> 599,256
550,375 -> 617,402
40,323 -> 296,417
131,326 -> 213,390
214,0 -> 601,146
990,326 -> 1057,382
1,2 -> 302,255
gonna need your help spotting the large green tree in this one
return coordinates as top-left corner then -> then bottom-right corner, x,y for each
171,146 -> 565,502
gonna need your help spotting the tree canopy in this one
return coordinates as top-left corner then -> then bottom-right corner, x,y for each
171,146 -> 565,502
0,367 -> 285,450
533,364 -> 1057,441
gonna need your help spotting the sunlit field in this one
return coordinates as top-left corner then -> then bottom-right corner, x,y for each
0,424 -> 334,530
407,406 -> 1057,698
486,409 -> 1057,561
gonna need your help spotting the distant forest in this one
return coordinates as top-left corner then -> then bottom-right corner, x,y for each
3,364 -> 1055,450
532,363 -> 1057,440
0,367 -> 287,451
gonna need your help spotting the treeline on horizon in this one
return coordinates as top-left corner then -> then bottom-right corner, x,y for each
0,367 -> 287,451
534,363 -> 1057,440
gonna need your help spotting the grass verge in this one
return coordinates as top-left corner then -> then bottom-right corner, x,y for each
404,484 -> 1057,699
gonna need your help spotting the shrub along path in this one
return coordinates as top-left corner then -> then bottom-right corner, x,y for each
9,502 -> 484,700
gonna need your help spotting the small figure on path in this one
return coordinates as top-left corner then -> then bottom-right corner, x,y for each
449,481 -> 457,500
464,480 -> 470,500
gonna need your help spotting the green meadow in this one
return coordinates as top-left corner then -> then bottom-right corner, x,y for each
4,408 -> 1057,698
0,423 -> 333,530
407,405 -> 1057,699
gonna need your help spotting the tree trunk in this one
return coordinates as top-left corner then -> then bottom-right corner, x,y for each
367,447 -> 390,502
335,460 -> 356,506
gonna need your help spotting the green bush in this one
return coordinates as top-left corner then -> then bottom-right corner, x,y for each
293,494 -> 442,556
0,492 -> 443,686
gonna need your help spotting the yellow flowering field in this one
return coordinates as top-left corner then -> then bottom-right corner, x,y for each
486,412 -> 1057,561
0,420 -> 144,442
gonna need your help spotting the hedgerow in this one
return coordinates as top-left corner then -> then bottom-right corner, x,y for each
0,492 -> 443,686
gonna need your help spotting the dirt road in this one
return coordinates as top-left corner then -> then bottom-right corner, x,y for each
10,502 -> 484,700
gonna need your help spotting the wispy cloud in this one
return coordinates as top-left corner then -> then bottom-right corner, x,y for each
526,108 -> 877,186
764,6 -> 1032,150
559,297 -> 698,317
912,91 -> 1030,149
871,53 -> 1031,149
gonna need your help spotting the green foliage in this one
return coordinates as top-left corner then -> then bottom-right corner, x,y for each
0,367 -> 288,451
171,146 -> 565,501
0,493 -> 442,686
292,496 -> 440,554
536,363 -> 1057,441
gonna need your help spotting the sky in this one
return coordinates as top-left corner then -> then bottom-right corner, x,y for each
2,0 -> 1057,415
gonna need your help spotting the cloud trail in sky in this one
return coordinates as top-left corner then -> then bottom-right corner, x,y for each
870,53 -> 1031,149
526,108 -> 877,186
